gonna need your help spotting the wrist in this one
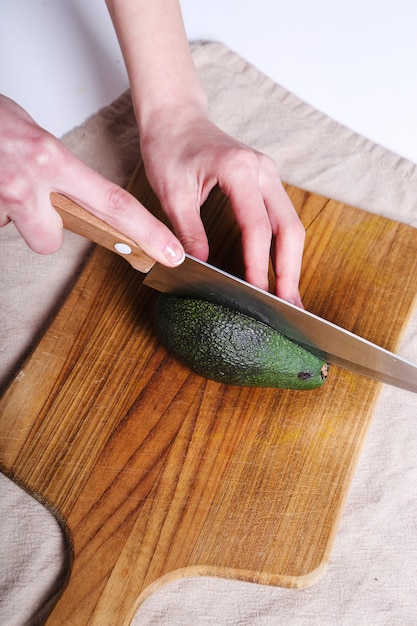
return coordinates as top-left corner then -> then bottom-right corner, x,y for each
134,92 -> 208,142
134,86 -> 208,137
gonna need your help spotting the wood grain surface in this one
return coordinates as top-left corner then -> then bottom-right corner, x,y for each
1,163 -> 417,625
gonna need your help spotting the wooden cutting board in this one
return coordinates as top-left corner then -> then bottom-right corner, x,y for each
1,163 -> 417,625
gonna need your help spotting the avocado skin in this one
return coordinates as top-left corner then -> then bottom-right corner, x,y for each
154,294 -> 329,390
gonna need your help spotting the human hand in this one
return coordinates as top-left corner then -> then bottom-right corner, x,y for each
139,106 -> 305,306
0,95 -> 184,266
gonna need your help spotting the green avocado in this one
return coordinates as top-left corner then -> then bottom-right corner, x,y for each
154,294 -> 329,390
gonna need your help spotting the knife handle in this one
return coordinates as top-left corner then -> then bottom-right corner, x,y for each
50,192 -> 156,273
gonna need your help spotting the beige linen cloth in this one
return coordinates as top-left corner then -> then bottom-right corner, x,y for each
1,42 -> 417,625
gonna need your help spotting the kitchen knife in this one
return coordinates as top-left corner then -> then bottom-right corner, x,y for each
51,192 -> 417,393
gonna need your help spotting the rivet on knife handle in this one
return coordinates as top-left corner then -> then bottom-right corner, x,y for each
50,192 -> 156,273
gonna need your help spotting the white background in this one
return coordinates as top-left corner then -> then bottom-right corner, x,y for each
1,0 -> 416,163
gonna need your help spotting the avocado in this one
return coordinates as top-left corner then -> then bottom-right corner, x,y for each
154,294 -> 329,390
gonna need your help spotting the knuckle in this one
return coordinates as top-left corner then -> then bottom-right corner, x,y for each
223,146 -> 259,176
103,186 -> 132,218
177,230 -> 209,261
2,132 -> 64,206
257,152 -> 278,174
2,171 -> 32,205
177,231 -> 201,249
244,212 -> 273,241
25,128 -> 63,170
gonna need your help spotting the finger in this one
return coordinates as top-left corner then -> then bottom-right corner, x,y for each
0,155 -> 64,254
152,176 -> 210,261
262,175 -> 305,306
234,192 -> 272,292
166,206 -> 209,261
1,189 -> 64,254
54,159 -> 185,267
12,205 -> 64,254
219,153 -> 273,291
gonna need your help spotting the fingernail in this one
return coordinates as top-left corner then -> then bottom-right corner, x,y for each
164,242 -> 185,265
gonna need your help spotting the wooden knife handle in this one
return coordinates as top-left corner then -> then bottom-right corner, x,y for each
50,191 -> 156,273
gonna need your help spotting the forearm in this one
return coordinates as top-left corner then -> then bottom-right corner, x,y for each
105,0 -> 207,132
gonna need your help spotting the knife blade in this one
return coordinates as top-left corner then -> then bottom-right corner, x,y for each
51,192 -> 417,393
